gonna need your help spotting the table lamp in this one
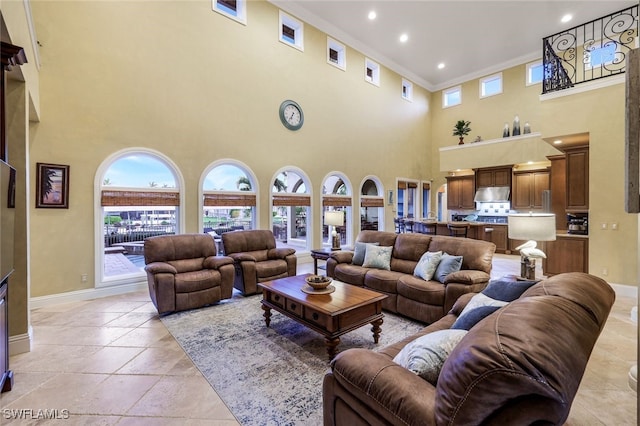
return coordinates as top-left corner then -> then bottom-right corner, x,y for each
507,213 -> 556,280
324,210 -> 344,250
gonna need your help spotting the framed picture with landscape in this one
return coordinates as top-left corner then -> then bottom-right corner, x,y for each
36,162 -> 69,209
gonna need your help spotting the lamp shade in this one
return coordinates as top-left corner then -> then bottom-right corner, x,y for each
324,210 -> 344,227
508,213 -> 556,241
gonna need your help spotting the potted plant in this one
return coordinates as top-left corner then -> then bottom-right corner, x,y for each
452,120 -> 471,144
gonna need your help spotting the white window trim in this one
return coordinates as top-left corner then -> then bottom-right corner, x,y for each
212,0 -> 247,25
279,11 -> 304,52
327,37 -> 346,71
401,79 -> 413,102
364,58 -> 380,87
526,60 -> 543,86
442,85 -> 462,108
479,72 -> 503,99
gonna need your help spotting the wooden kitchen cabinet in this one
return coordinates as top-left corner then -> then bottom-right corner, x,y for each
446,176 -> 475,209
480,224 -> 508,254
548,155 -> 567,230
565,147 -> 589,211
512,169 -> 550,210
543,235 -> 588,276
476,166 -> 512,188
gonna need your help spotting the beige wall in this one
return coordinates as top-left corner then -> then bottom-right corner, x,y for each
431,65 -> 636,286
25,0 -> 431,298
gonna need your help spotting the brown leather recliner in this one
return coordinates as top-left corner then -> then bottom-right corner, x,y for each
222,229 -> 297,295
144,233 -> 235,315
322,272 -> 616,425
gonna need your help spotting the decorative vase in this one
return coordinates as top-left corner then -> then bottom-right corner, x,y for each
502,123 -> 510,138
458,136 -> 464,145
512,115 -> 521,136
523,121 -> 531,134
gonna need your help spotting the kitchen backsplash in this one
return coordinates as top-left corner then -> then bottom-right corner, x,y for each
475,201 -> 511,215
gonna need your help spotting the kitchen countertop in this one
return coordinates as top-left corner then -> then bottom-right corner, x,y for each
555,232 -> 589,238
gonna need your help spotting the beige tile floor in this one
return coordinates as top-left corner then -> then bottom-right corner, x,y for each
1,254 -> 637,425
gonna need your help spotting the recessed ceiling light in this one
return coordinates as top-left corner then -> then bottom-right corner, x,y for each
561,14 -> 572,23
437,63 -> 445,69
553,139 -> 563,144
399,33 -> 408,43
368,11 -> 377,20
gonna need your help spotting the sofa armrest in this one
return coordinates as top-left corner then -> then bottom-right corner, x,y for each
324,348 -> 437,425
228,253 -> 257,262
203,255 -> 234,270
444,269 -> 490,285
144,262 -> 177,275
329,250 -> 354,264
268,248 -> 296,259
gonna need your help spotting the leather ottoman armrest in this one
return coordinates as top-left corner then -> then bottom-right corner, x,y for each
144,262 -> 177,275
204,255 -> 234,269
444,270 -> 490,285
327,348 -> 437,425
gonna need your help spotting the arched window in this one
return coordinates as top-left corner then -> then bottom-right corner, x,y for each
271,169 -> 311,252
97,150 -> 182,285
201,161 -> 257,253
322,173 -> 353,248
360,177 -> 384,231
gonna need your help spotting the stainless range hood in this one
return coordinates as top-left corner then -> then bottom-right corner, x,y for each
473,186 -> 510,202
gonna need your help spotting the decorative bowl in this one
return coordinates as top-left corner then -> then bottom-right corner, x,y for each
305,275 -> 332,290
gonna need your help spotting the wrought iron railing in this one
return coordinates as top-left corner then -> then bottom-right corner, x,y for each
542,5 -> 638,94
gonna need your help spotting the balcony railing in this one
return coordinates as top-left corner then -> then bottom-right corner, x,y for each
542,5 -> 638,94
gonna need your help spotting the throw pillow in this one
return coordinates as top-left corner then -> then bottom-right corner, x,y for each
413,251 -> 443,281
451,293 -> 508,330
482,278 -> 538,302
362,245 -> 393,270
433,253 -> 463,283
352,242 -> 380,266
393,329 -> 468,385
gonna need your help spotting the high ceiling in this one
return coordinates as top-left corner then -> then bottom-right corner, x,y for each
271,0 -> 638,91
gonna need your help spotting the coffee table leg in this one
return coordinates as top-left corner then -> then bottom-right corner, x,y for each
371,318 -> 383,343
325,337 -> 340,360
262,304 -> 271,327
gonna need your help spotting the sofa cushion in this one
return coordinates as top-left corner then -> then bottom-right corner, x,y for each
414,251 -> 443,281
393,329 -> 468,385
434,253 -> 463,283
483,277 -> 538,302
352,242 -> 379,266
334,264 -> 368,286
451,293 -> 508,330
397,275 -> 446,305
362,245 -> 393,270
364,269 -> 406,294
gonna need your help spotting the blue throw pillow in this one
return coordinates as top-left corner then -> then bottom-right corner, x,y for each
434,253 -> 463,283
450,293 -> 508,330
352,242 -> 379,266
482,278 -> 537,302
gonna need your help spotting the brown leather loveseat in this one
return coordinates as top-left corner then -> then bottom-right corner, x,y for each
323,272 -> 615,425
144,233 -> 235,315
222,229 -> 297,295
326,231 -> 496,324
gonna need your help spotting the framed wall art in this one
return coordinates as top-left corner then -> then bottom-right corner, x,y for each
36,162 -> 69,209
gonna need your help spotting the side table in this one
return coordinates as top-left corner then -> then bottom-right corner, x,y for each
310,248 -> 334,275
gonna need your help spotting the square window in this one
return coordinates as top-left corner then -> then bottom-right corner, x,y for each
442,86 -> 461,108
480,73 -> 502,98
364,58 -> 380,86
279,11 -> 304,51
327,37 -> 346,70
213,0 -> 246,25
402,79 -> 413,101
526,60 -> 544,85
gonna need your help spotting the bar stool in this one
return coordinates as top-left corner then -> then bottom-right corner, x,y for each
447,222 -> 470,238
394,218 -> 405,234
422,222 -> 437,235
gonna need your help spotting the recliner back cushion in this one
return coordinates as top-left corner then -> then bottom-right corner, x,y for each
144,234 -> 217,265
427,236 -> 494,274
356,230 -> 397,247
391,233 -> 432,274
222,230 -> 276,255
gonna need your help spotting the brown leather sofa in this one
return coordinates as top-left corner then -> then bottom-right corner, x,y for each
144,233 -> 235,315
326,231 -> 496,324
323,272 -> 616,425
222,229 -> 297,295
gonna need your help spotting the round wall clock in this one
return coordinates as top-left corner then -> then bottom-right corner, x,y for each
279,100 -> 304,131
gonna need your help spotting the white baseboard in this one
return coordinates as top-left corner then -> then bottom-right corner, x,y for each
610,282 -> 637,299
9,326 -> 32,356
29,281 -> 147,309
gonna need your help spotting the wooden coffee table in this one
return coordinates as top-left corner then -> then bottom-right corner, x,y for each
258,274 -> 387,360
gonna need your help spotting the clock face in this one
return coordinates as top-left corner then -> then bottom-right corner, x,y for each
279,100 -> 304,131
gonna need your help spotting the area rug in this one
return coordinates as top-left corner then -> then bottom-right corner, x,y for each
160,292 -> 425,425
